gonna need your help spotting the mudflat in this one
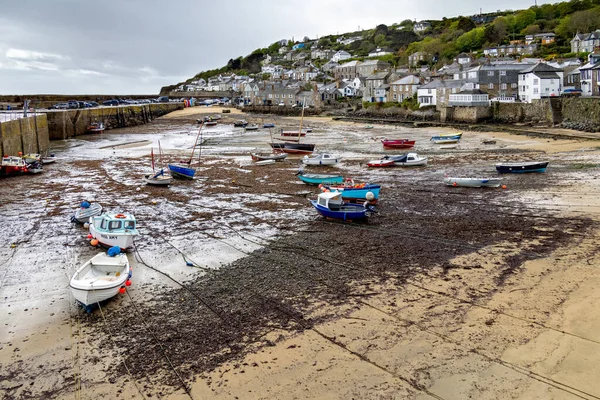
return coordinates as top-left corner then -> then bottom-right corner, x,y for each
2,108 -> 600,399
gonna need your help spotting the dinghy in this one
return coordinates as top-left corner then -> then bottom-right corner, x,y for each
245,124 -> 259,131
72,201 -> 103,224
69,249 -> 131,308
322,179 -> 381,203
431,133 -> 462,144
310,191 -> 373,221
443,177 -> 502,188
496,161 -> 549,173
254,159 -> 276,166
385,153 -> 428,167
367,158 -> 396,168
302,153 -> 341,166
145,169 -> 173,186
381,139 -> 415,149
296,171 -> 344,185
89,213 -> 139,250
250,152 -> 288,162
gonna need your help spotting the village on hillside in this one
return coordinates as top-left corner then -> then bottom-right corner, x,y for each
167,5 -> 600,114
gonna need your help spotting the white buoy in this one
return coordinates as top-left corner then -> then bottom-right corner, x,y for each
83,222 -> 89,229
366,192 -> 375,201
136,187 -> 141,191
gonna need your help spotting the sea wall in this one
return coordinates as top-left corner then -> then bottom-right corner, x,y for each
442,106 -> 491,123
0,94 -> 157,109
45,103 -> 183,140
491,99 -> 554,125
561,97 -> 600,131
0,114 -> 50,156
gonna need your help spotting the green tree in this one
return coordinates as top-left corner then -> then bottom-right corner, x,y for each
374,33 -> 387,47
456,16 -> 476,32
521,24 -> 541,35
513,9 -> 537,32
455,27 -> 486,52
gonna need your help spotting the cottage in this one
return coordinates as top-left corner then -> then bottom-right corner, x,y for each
571,30 -> 600,53
368,47 -> 393,57
414,21 -> 431,33
455,53 -> 473,65
408,52 -> 428,67
356,60 -> 390,78
389,75 -> 421,102
518,63 -> 563,103
334,60 -> 362,80
362,72 -> 399,102
322,61 -> 340,73
417,79 -> 465,108
331,50 -> 352,63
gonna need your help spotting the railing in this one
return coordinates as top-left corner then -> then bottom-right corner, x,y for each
0,112 -> 42,123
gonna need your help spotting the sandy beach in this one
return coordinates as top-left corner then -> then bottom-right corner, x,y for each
2,107 -> 600,399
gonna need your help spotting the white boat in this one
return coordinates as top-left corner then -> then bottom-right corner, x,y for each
22,153 -> 41,164
443,177 -> 502,188
384,153 -> 428,167
302,153 -> 341,166
431,133 -> 462,144
72,202 -> 103,224
42,154 -> 57,164
144,169 -> 172,186
245,124 -> 259,131
69,252 -> 131,307
89,213 -> 139,250
255,159 -> 276,166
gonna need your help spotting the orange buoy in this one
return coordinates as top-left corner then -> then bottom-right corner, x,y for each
452,182 -> 457,187
502,185 -> 507,189
119,287 -> 126,294
90,239 -> 99,246
125,280 -> 132,287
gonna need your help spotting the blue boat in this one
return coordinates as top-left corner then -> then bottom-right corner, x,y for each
168,164 -> 196,180
263,123 -> 275,128
495,161 -> 549,173
296,171 -> 344,185
431,132 -> 462,144
310,192 -> 372,221
322,181 -> 381,203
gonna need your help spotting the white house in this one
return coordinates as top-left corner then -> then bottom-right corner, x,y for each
417,79 -> 464,108
368,48 -> 392,57
331,50 -> 351,63
414,21 -> 431,33
337,36 -> 361,45
518,63 -> 563,103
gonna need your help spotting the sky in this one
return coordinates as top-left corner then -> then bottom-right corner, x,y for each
0,0 -> 551,95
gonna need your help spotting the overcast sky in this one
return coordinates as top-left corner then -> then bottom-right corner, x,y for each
0,0 -> 551,95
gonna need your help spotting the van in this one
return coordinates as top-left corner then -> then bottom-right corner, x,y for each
157,96 -> 169,103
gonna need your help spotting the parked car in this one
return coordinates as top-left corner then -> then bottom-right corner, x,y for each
50,103 -> 69,109
157,96 -> 169,103
87,101 -> 99,107
103,99 -> 120,106
67,101 -> 79,109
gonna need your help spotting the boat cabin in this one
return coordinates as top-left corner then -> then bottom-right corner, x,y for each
1,156 -> 25,166
317,191 -> 344,210
97,214 -> 137,232
406,153 -> 419,162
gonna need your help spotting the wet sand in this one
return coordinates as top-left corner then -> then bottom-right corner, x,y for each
2,108 -> 600,399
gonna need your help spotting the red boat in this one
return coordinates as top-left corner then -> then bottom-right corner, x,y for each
281,130 -> 307,137
1,155 -> 27,176
367,159 -> 396,168
381,139 -> 415,149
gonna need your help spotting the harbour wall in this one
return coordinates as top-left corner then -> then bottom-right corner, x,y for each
45,103 -> 183,140
0,94 -> 157,110
0,114 -> 50,156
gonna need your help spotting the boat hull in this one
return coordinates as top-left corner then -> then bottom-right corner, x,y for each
322,184 -> 381,202
270,142 -> 315,155
367,160 -> 396,167
496,162 -> 549,173
145,175 -> 173,185
255,159 -> 276,166
432,138 -> 460,144
69,253 -> 130,306
297,173 -> 344,185
250,152 -> 288,162
381,140 -> 415,149
72,203 -> 103,224
302,154 -> 341,166
168,164 -> 196,179
444,177 -> 502,188
89,222 -> 138,250
310,200 -> 369,221
395,159 -> 428,167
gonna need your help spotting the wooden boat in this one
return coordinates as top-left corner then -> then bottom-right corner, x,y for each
168,123 -> 203,179
310,191 -> 372,221
71,201 -> 103,224
296,171 -> 344,185
270,97 -> 315,154
302,153 -> 341,166
0,155 -> 26,176
233,119 -> 248,127
443,177 -> 502,188
86,122 -> 105,133
89,213 -> 140,250
254,159 -> 276,166
322,180 -> 381,203
496,161 -> 549,173
263,123 -> 275,128
145,169 -> 172,185
146,145 -> 172,185
381,139 -> 415,149
431,133 -> 462,144
281,129 -> 307,137
245,124 -> 259,131
250,152 -> 288,162
365,125 -> 374,130
385,153 -> 428,167
69,251 -> 131,308
204,120 -> 218,126
367,158 -> 396,168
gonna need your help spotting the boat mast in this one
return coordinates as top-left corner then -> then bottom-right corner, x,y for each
297,97 -> 306,143
188,122 -> 203,164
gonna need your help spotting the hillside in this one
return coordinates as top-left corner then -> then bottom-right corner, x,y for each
161,0 -> 600,93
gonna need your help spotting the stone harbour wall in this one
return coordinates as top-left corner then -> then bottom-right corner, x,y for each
45,103 -> 183,140
561,97 -> 600,132
0,114 -> 50,156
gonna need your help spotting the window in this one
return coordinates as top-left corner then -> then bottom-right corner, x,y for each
101,219 -> 107,229
533,88 -> 539,94
393,94 -> 397,99
109,221 -> 122,230
275,94 -> 279,98
511,83 -> 517,88
268,94 -> 273,98
124,221 -> 135,230
545,87 -> 550,91
427,89 -> 432,94
501,83 -> 507,89
533,78 -> 539,85
488,83 -> 494,89
500,70 -> 507,76
289,94 -> 293,98
488,71 -> 495,76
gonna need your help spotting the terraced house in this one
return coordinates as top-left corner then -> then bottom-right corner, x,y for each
389,75 -> 421,102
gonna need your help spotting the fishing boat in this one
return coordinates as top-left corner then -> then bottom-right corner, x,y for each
431,133 -> 462,144
250,152 -> 288,162
296,171 -> 344,185
496,161 -> 549,173
22,153 -> 41,164
245,124 -> 259,131
385,153 -> 428,167
381,139 -> 415,149
86,122 -> 105,134
0,155 -> 26,176
443,177 -> 502,188
89,213 -> 139,250
302,153 -> 341,166
322,179 -> 381,203
281,129 -> 307,137
263,123 -> 275,128
367,158 -> 396,168
145,144 -> 173,185
310,191 -> 373,221
168,123 -> 203,179
204,120 -> 218,126
42,153 -> 57,164
233,119 -> 248,127
71,201 -> 103,224
69,250 -> 131,309
270,97 -> 315,155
